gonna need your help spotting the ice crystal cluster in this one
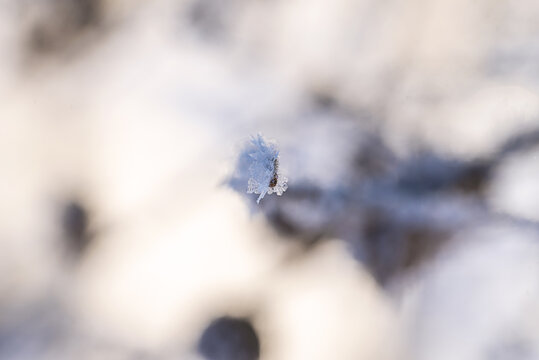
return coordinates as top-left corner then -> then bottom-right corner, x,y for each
229,134 -> 288,203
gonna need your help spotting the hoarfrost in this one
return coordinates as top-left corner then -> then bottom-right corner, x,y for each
229,134 -> 288,203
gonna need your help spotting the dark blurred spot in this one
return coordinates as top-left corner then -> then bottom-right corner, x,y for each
25,0 -> 103,58
187,0 -> 236,42
396,155 -> 463,195
267,209 -> 304,237
498,128 -> 539,158
198,317 -> 260,360
310,88 -> 338,110
61,200 -> 91,255
268,208 -> 325,250
358,209 -> 448,284
402,228 -> 443,268
358,210 -> 406,283
262,184 -> 338,244
454,161 -> 491,194
353,135 -> 396,177
395,154 -> 491,196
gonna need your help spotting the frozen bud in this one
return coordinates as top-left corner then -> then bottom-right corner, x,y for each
229,134 -> 288,203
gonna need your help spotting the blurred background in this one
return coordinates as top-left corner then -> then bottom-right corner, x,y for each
1,0 -> 539,359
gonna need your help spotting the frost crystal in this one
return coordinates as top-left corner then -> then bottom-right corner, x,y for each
229,134 -> 288,203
